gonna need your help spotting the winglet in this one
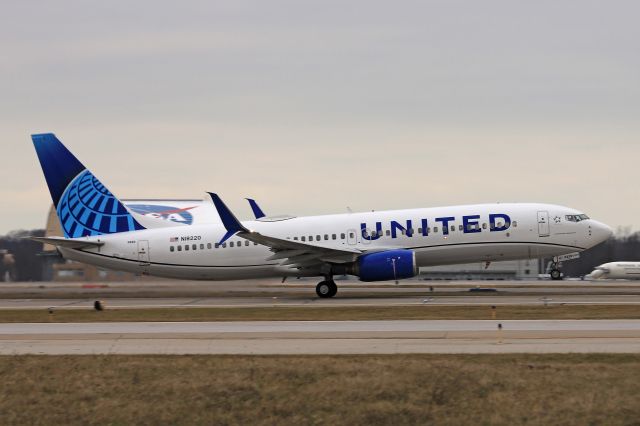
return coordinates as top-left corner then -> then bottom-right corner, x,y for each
208,193 -> 249,244
246,198 -> 266,219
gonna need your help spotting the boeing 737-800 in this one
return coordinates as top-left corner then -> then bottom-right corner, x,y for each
30,133 -> 613,297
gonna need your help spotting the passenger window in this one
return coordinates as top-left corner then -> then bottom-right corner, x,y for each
349,232 -> 355,238
459,225 -> 463,231
230,242 -> 234,247
193,244 -> 197,250
385,230 -> 390,236
324,234 -> 329,240
245,241 -> 249,246
222,243 -> 227,248
513,221 -> 518,227
185,245 -> 189,251
341,233 -> 346,239
253,242 -> 258,245
434,227 -> 438,233
215,243 -> 219,248
451,225 -> 455,232
401,229 -> 406,235
177,246 -> 182,251
301,236 -> 306,241
294,237 -> 298,240
418,228 -> 422,234
207,243 -> 212,249
482,223 -> 487,229
170,246 -> 175,252
332,234 -> 337,240
309,236 -> 313,241
200,244 -> 204,250
316,235 -> 321,241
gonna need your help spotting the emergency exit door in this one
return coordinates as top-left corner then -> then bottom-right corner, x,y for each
347,229 -> 357,245
537,211 -> 550,237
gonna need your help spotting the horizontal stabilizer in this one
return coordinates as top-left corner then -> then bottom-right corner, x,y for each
28,236 -> 104,249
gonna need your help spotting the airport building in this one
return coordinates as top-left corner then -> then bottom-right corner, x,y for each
43,201 -> 539,282
419,260 -> 539,280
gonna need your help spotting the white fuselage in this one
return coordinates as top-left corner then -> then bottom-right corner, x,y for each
590,262 -> 640,280
60,202 -> 612,281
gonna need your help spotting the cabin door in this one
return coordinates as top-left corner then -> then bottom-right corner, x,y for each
537,211 -> 550,237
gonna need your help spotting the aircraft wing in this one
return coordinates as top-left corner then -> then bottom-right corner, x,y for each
28,236 -> 104,249
209,193 -> 361,269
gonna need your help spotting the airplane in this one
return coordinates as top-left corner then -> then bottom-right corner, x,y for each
589,262 -> 640,280
30,133 -> 613,297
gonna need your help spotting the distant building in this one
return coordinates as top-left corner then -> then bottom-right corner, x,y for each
419,259 -> 539,280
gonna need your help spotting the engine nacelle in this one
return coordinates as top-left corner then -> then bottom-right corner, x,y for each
352,249 -> 418,282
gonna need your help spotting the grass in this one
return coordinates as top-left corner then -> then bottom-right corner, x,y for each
0,354 -> 639,425
1,304 -> 640,322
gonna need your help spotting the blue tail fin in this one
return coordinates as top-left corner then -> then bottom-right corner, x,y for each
32,133 -> 145,238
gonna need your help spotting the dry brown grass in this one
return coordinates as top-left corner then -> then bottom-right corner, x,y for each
0,354 -> 639,425
1,304 -> 640,323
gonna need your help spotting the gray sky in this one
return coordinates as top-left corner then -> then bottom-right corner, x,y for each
1,1 -> 639,235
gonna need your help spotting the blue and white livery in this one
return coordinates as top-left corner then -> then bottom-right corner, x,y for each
31,133 -> 613,297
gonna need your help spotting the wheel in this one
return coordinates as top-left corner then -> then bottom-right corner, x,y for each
316,280 -> 338,298
550,269 -> 563,280
327,280 -> 338,297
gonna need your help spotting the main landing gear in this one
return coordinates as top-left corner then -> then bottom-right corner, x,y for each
316,280 -> 338,298
548,261 -> 564,281
550,268 -> 563,280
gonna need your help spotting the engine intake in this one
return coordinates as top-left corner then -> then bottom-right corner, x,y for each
351,249 -> 418,282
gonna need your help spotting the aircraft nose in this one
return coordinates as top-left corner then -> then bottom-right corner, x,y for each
591,221 -> 613,244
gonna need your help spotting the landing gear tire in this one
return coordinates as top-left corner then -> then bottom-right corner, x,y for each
316,280 -> 338,298
550,269 -> 563,281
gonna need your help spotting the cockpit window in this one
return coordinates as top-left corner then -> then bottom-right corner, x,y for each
565,214 -> 590,222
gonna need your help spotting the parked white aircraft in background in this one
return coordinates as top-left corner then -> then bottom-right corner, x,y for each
590,262 -> 640,280
30,133 -> 613,297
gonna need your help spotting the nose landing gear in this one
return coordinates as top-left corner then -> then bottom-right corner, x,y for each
316,280 -> 338,298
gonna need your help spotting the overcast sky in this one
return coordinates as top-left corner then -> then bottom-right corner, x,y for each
1,1 -> 639,235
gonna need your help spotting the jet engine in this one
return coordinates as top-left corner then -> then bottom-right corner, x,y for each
348,249 -> 418,282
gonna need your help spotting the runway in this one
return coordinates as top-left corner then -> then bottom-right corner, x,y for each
3,294 -> 640,309
2,279 -> 640,309
2,320 -> 640,354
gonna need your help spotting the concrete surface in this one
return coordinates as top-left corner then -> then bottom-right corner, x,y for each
2,320 -> 640,354
2,279 -> 640,309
